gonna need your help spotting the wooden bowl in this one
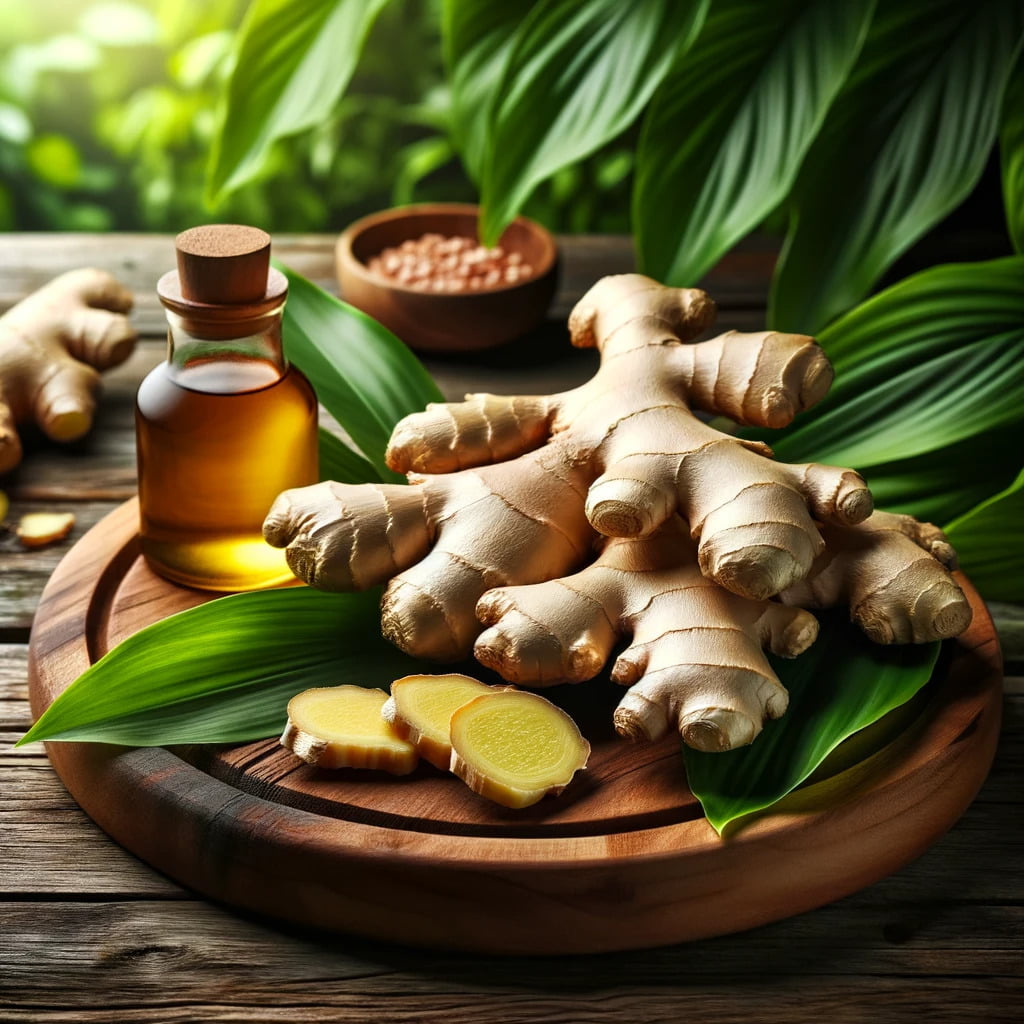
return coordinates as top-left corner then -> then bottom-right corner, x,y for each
335,203 -> 559,353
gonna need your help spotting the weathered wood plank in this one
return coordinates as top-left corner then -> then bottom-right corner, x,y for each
0,232 -> 776,324
0,899 -> 1020,1024
0,501 -> 122,633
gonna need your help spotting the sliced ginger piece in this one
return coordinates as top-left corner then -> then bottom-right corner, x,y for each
381,673 -> 495,770
449,689 -> 590,809
281,685 -> 417,774
16,512 -> 75,548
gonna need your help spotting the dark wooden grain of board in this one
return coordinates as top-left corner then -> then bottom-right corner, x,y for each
2,233 -> 1022,1022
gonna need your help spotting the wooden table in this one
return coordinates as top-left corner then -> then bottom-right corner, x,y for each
2,234 -> 1021,1023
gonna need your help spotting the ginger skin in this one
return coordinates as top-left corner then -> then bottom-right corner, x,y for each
264,274 -> 970,752
0,269 -> 136,474
266,275 -> 870,658
476,517 -> 817,751
779,510 -> 971,644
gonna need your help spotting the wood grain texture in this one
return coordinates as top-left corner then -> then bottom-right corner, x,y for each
25,496 -> 1004,954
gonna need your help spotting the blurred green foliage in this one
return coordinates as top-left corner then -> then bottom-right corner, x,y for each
0,0 -> 631,232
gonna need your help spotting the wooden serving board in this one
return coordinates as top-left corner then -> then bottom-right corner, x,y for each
28,500 -> 1003,955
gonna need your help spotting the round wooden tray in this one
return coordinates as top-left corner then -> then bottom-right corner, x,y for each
28,500 -> 1003,954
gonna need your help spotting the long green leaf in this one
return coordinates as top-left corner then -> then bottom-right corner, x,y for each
206,0 -> 392,201
20,588 -> 421,746
318,426 -> 380,484
478,0 -> 708,244
685,614 -> 940,834
762,257 -> 1024,524
1001,52 -> 1024,254
770,0 -> 1024,333
634,0 -> 874,286
442,0 -> 530,184
280,263 -> 443,481
946,467 -> 1024,602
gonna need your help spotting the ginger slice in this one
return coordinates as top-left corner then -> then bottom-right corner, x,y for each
16,512 -> 75,548
449,689 -> 590,808
281,685 -> 417,774
381,673 -> 493,770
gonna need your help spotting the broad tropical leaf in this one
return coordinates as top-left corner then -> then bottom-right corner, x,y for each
478,0 -> 709,244
318,427 -> 380,484
442,0 -> 529,184
1001,53 -> 1024,254
770,0 -> 1024,333
635,0 -> 874,286
207,0 -> 392,201
763,257 -> 1024,524
280,264 -> 443,481
946,467 -> 1024,602
685,613 -> 940,833
20,588 -> 421,746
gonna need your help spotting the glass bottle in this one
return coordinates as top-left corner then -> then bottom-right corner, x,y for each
136,225 -> 318,591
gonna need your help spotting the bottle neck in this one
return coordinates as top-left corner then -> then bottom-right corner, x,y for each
163,305 -> 288,394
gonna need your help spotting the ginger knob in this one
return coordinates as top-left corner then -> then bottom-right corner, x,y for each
0,269 -> 136,474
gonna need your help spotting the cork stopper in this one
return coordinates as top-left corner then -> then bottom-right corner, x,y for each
175,224 -> 271,304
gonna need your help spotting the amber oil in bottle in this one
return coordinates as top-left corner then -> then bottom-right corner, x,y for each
136,225 -> 318,590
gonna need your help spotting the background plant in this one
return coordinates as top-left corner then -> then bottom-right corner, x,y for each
0,0 -> 631,232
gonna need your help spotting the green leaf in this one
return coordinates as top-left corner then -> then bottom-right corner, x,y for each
762,257 -> 1024,524
280,263 -> 443,481
635,0 -> 874,286
478,0 -> 709,244
770,0 -> 1024,334
946,467 -> 1024,602
20,588 -> 421,747
392,135 -> 457,206
1001,52 -> 1024,253
442,0 -> 530,184
685,613 -> 940,834
206,0 -> 392,201
318,427 -> 380,484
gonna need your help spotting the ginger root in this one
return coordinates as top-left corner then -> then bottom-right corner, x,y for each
266,274 -> 871,658
0,269 -> 136,474
381,673 -> 493,769
280,685 -> 417,774
476,516 -> 816,751
449,689 -> 590,808
264,273 -> 970,752
779,510 -> 971,644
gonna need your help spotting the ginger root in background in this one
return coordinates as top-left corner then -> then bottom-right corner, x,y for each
0,269 -> 137,474
265,274 -> 970,752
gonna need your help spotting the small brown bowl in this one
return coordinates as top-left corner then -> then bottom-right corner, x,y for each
335,203 -> 559,353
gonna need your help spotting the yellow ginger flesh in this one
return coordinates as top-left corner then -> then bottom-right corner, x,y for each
281,686 -> 417,774
381,673 -> 493,770
449,690 -> 590,808
16,512 -> 75,548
